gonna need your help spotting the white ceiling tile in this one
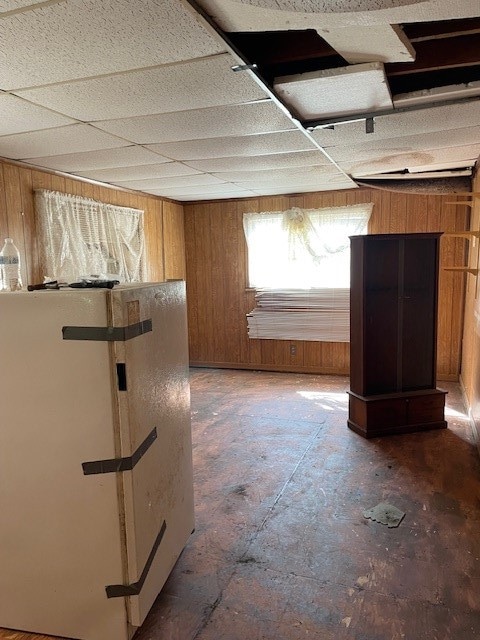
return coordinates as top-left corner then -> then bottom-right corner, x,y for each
74,162 -> 201,183
220,1 -> 423,12
274,62 -> 392,120
0,0 -> 225,90
94,101 -> 295,144
22,146 -> 170,172
15,54 -> 268,121
329,126 -> 480,160
0,93 -> 74,135
236,178 -> 352,190
248,181 -> 356,195
102,172 -> 214,191
185,150 -> 331,172
146,130 -> 316,160
196,0 -> 480,30
407,160 -> 475,174
344,144 -> 480,176
330,141 -> 480,164
0,124 -> 127,160
147,184 -> 255,197
394,82 -> 480,107
212,164 -> 352,183
311,100 -> 480,147
319,24 -> 415,64
353,170 -> 472,181
163,189 -> 258,201
114,173 -> 226,190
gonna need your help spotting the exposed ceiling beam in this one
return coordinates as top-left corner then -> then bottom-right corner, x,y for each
402,17 -> 480,41
227,30 -> 339,66
386,33 -> 480,75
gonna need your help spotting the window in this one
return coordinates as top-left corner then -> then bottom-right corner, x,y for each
35,189 -> 146,283
243,203 -> 372,342
243,203 -> 372,289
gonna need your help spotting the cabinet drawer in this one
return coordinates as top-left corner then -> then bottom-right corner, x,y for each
366,399 -> 407,427
407,394 -> 445,424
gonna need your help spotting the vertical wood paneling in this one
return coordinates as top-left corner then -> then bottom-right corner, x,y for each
194,203 -> 214,362
209,202 -> 227,362
163,200 -> 186,280
0,158 -> 179,291
437,199 -> 456,377
143,198 -> 164,282
222,201 -> 243,364
184,188 -> 469,378
184,204 -> 199,362
0,165 -> 9,240
449,201 -> 469,378
237,198 -> 260,364
3,164 -> 28,286
460,168 -> 480,417
18,167 -> 39,283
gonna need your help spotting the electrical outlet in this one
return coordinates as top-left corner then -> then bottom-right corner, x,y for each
290,344 -> 296,356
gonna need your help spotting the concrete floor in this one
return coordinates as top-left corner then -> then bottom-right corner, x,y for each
2,369 -> 480,639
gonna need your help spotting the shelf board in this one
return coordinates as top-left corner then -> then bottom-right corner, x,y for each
443,266 -> 479,275
443,231 -> 480,239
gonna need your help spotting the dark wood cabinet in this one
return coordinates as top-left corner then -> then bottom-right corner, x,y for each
348,232 -> 447,438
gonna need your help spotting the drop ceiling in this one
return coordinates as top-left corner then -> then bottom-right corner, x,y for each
0,0 -> 479,201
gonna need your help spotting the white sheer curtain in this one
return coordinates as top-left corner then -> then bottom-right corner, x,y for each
243,203 -> 373,342
243,203 -> 372,288
35,190 -> 146,283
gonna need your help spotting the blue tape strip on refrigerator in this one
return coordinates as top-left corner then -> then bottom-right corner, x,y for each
105,520 -> 167,598
62,319 -> 152,341
82,428 -> 157,475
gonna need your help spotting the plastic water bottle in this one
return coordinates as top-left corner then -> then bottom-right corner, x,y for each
0,238 -> 22,291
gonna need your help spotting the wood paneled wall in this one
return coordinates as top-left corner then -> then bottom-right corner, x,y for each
459,167 -> 480,439
184,188 -> 469,380
0,158 -> 185,285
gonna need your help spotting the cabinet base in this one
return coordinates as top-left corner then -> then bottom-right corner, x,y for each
347,389 -> 447,439
348,418 -> 447,439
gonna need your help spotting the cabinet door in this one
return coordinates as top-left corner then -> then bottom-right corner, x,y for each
363,237 -> 400,395
401,238 -> 438,391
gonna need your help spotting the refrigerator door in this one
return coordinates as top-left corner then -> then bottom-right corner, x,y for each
108,282 -> 194,627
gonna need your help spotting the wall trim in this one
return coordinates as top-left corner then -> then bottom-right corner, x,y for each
189,361 -> 349,376
190,362 -> 458,380
437,374 -> 462,382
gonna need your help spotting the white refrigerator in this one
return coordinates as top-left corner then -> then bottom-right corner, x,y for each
0,281 -> 194,640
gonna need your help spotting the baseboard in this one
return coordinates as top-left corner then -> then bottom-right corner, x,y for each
190,362 -> 457,379
437,374 -> 460,382
189,361 -> 349,375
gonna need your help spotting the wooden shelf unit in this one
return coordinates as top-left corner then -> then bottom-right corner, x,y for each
348,232 -> 447,438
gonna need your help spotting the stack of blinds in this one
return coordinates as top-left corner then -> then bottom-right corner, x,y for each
247,288 -> 350,342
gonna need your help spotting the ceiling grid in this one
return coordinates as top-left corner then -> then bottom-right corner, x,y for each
0,0 -> 477,200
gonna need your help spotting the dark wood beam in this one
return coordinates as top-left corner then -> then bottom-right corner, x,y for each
402,17 -> 480,41
387,33 -> 480,76
389,65 -> 480,95
227,30 -> 336,66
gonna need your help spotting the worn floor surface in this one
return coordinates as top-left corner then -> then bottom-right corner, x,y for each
2,369 -> 480,640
